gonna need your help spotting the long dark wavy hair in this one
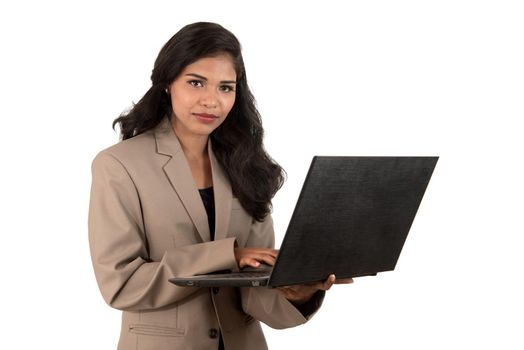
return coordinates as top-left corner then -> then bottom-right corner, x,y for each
113,22 -> 285,221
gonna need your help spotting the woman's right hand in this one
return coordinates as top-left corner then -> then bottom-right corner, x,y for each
234,248 -> 278,269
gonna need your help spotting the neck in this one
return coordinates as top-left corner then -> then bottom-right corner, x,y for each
171,122 -> 213,189
172,127 -> 209,161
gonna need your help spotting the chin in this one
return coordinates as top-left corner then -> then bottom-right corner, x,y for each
191,125 -> 219,137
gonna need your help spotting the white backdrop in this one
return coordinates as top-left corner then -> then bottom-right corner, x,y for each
1,1 -> 523,349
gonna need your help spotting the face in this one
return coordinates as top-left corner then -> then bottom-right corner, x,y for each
168,54 -> 237,139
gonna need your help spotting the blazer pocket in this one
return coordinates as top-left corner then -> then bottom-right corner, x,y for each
129,324 -> 185,337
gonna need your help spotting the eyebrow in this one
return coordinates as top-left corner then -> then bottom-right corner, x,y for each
185,73 -> 237,84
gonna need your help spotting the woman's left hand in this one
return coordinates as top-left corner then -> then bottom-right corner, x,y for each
277,274 -> 354,305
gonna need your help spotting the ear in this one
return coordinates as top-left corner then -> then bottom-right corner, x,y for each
165,83 -> 174,96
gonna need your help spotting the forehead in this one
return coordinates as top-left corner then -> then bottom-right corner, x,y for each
181,54 -> 237,80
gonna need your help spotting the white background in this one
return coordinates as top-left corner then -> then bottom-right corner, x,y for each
1,1 -> 523,349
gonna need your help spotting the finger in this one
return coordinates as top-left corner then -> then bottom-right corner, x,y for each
258,254 -> 277,266
335,278 -> 354,284
247,258 -> 262,267
310,277 -> 332,291
322,274 -> 336,291
244,249 -> 278,262
250,248 -> 278,258
257,249 -> 278,260
239,258 -> 261,268
245,253 -> 275,266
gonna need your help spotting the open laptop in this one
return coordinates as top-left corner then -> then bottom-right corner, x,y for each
169,156 -> 438,288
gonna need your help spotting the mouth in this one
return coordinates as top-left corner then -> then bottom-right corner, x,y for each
192,113 -> 220,124
193,113 -> 218,118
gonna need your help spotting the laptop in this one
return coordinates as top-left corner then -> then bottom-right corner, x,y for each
169,156 -> 438,288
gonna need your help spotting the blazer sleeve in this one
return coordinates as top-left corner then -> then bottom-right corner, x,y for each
240,215 -> 325,329
88,152 -> 238,311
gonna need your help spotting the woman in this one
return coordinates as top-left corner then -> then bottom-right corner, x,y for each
89,22 -> 351,350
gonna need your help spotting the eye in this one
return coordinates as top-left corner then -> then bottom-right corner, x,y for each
219,85 -> 235,93
188,80 -> 204,88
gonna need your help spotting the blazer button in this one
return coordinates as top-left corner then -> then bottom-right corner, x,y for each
212,287 -> 220,294
209,328 -> 219,339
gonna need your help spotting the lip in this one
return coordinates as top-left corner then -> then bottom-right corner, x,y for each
193,113 -> 219,124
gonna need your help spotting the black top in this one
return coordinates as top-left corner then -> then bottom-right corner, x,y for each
197,185 -> 317,342
198,187 -> 215,241
198,186 -> 224,349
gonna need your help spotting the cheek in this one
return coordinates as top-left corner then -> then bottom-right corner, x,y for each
171,93 -> 193,114
223,95 -> 236,114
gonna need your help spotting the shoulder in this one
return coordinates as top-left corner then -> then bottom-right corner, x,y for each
95,131 -> 155,161
92,131 -> 157,170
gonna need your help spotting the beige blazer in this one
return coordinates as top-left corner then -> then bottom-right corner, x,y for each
88,117 -> 322,350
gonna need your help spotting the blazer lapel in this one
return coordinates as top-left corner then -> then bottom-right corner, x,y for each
155,118 -> 211,243
209,141 -> 232,241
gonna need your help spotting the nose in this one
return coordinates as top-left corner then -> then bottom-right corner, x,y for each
199,87 -> 218,109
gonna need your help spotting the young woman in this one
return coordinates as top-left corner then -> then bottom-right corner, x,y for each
88,22 -> 351,350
